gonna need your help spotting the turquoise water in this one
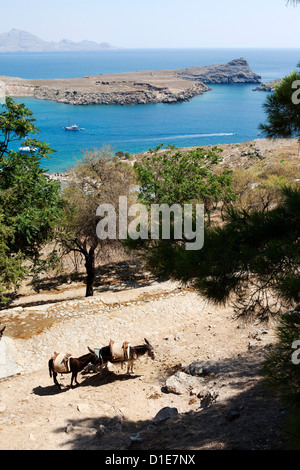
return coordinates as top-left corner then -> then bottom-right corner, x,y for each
1,48 -> 300,172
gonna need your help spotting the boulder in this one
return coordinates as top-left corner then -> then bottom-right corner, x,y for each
153,407 -> 179,423
165,371 -> 201,395
0,337 -> 20,380
183,359 -> 219,377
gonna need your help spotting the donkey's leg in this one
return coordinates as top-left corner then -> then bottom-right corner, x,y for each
98,360 -> 110,375
71,372 -> 79,388
53,371 -> 61,390
127,360 -> 134,374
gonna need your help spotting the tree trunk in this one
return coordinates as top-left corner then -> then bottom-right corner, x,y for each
84,248 -> 96,297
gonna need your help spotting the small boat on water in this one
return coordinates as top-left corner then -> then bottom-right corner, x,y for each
19,146 -> 38,154
63,124 -> 81,131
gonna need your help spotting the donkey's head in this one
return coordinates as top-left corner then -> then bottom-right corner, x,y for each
0,326 -> 6,340
144,338 -> 155,360
88,347 -> 102,366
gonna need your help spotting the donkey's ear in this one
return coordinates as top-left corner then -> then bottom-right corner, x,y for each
88,346 -> 94,354
144,338 -> 150,345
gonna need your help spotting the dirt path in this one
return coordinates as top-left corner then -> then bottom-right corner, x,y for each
0,281 -> 286,450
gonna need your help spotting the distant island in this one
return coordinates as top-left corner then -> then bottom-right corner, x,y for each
0,29 -> 113,52
0,58 -> 261,106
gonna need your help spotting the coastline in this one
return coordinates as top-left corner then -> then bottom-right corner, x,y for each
48,138 -> 300,183
0,58 -> 261,106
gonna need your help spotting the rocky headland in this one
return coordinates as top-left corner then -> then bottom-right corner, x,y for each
253,78 -> 282,92
176,58 -> 261,84
0,58 -> 261,106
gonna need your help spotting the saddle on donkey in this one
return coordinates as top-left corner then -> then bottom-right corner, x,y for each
109,340 -> 131,362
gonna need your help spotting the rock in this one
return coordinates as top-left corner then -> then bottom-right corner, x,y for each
249,329 -> 269,341
98,424 -> 107,436
0,338 -> 20,380
66,424 -> 74,433
177,58 -> 261,84
199,391 -> 219,408
153,407 -> 179,423
165,371 -> 201,394
32,81 -> 209,106
77,403 -> 90,413
183,359 -> 216,377
253,79 -> 281,92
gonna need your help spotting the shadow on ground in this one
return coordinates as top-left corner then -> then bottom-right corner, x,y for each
51,352 -> 288,450
1,260 -> 164,310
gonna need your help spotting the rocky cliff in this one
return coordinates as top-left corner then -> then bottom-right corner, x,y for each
33,82 -> 210,105
176,58 -> 261,84
253,78 -> 282,92
0,58 -> 261,106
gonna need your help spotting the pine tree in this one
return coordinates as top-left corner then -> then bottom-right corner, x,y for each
259,67 -> 300,139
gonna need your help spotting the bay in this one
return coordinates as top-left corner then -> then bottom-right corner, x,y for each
0,48 -> 299,172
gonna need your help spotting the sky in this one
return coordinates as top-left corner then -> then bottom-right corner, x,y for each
0,0 -> 300,49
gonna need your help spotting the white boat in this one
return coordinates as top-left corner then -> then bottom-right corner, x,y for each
19,146 -> 38,154
63,124 -> 81,131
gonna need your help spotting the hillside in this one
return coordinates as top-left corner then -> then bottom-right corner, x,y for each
0,29 -> 113,52
0,137 -> 298,451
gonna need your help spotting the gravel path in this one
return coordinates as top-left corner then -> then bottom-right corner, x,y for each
0,281 -> 287,450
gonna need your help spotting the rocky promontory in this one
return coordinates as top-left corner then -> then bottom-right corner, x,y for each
253,78 -> 282,92
0,58 -> 261,106
176,58 -> 261,84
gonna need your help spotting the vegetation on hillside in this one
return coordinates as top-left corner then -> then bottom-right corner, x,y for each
0,98 -> 63,303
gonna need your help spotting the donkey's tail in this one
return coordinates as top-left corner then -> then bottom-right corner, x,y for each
48,359 -> 53,377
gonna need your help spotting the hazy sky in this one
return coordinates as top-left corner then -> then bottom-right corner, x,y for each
1,0 -> 300,48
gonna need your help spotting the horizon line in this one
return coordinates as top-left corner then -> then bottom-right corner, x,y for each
0,46 -> 300,53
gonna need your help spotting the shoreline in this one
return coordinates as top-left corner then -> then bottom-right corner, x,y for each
0,58 -> 261,106
47,138 -> 300,182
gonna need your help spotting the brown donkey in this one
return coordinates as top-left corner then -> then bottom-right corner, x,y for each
48,347 -> 101,389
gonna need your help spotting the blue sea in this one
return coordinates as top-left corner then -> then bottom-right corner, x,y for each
0,48 -> 300,172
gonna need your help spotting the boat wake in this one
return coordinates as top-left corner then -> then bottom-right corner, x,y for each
121,132 -> 237,143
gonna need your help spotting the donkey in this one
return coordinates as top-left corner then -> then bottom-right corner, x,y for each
48,347 -> 101,389
97,338 -> 155,375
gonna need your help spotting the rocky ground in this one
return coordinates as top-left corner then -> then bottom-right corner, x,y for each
0,279 -> 287,451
